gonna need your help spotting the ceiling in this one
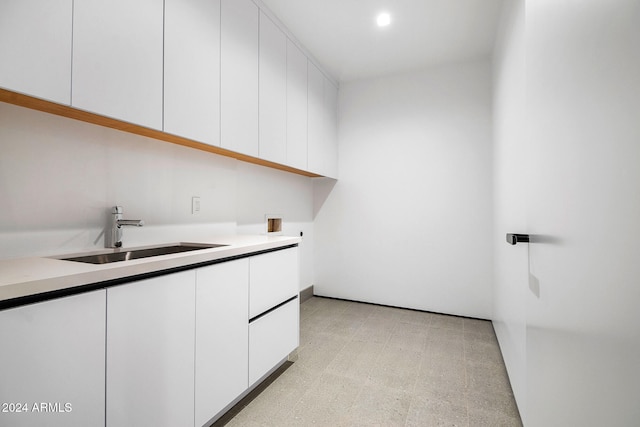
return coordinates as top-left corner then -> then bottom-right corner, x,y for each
260,0 -> 505,83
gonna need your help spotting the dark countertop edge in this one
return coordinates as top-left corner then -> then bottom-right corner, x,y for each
0,243 -> 298,311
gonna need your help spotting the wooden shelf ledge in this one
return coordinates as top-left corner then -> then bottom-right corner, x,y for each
0,88 -> 322,178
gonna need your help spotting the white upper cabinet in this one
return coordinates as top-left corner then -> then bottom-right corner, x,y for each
259,11 -> 287,164
286,40 -> 308,171
72,0 -> 163,130
0,0 -> 72,104
221,0 -> 259,157
164,0 -> 221,146
308,61 -> 338,178
1,0 -> 337,177
323,79 -> 339,178
307,61 -> 324,175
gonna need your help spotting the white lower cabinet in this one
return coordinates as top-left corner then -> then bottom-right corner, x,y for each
0,290 -> 106,427
195,259 -> 249,426
106,271 -> 196,427
249,298 -> 299,385
248,247 -> 300,387
0,246 -> 299,427
249,247 -> 299,318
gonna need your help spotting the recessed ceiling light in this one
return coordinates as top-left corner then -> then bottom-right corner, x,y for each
376,12 -> 391,27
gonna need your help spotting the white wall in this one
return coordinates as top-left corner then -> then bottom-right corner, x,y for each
314,60 -> 494,319
0,102 -> 314,289
494,0 -> 640,425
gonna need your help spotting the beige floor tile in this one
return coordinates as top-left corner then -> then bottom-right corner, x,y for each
427,333 -> 465,360
430,313 -> 464,331
299,315 -> 332,347
311,297 -> 352,315
419,353 -> 467,387
323,311 -> 368,338
464,338 -> 505,365
462,317 -> 495,337
465,359 -> 511,393
369,303 -> 412,322
346,384 -> 412,426
368,346 -> 422,392
341,299 -> 377,317
295,331 -> 350,372
232,365 -> 318,424
413,359 -> 469,409
468,407 -> 523,427
386,322 -> 429,353
352,318 -> 396,344
394,308 -> 435,326
290,372 -> 363,425
299,300 -> 320,319
467,388 -> 520,420
405,393 -> 469,427
325,339 -> 384,381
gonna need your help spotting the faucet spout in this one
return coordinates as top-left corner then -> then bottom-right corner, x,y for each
107,206 -> 144,248
117,219 -> 145,227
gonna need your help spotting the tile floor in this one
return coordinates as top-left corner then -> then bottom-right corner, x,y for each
219,296 -> 522,427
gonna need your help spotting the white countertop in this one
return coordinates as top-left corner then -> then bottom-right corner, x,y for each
0,235 -> 301,304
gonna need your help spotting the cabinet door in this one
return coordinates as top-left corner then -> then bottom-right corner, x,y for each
0,0 -> 72,104
286,39 -> 308,171
258,11 -> 287,164
72,0 -> 163,129
308,62 -> 339,178
0,291 -> 106,427
221,0 -> 259,156
249,247 -> 299,318
249,298 -> 299,386
323,79 -> 339,178
165,0 -> 221,146
195,259 -> 249,426
307,62 -> 325,176
106,271 -> 195,427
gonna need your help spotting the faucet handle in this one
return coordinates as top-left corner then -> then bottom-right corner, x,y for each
113,206 -> 123,214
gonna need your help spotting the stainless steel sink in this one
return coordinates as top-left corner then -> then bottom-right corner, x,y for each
60,243 -> 227,264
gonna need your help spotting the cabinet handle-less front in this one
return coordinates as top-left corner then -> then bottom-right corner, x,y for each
506,233 -> 530,245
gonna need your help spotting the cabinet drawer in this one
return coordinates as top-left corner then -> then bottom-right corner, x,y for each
248,298 -> 299,385
249,247 -> 298,318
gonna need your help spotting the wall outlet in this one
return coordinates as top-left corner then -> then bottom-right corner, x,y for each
192,197 -> 201,215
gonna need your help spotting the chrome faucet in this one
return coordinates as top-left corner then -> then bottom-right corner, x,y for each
107,206 -> 144,248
